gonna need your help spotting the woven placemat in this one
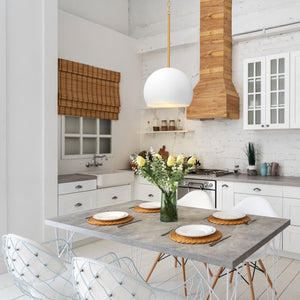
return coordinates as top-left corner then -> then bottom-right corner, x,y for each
169,230 -> 222,244
208,215 -> 250,225
87,215 -> 133,226
133,206 -> 160,213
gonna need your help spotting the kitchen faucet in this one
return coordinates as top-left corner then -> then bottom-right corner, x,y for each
85,154 -> 106,167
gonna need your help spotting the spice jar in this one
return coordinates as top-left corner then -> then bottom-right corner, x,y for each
177,119 -> 183,130
146,120 -> 152,132
169,120 -> 176,131
161,120 -> 168,131
153,117 -> 160,131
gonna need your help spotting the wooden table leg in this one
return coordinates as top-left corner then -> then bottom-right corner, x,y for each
246,262 -> 255,300
145,252 -> 162,282
175,256 -> 178,268
204,263 -> 213,277
258,259 -> 277,295
205,266 -> 223,300
181,258 -> 187,296
229,269 -> 235,283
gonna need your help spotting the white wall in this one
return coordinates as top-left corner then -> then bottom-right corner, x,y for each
58,0 -> 129,35
58,11 -> 141,174
4,0 -> 57,246
130,0 -> 300,176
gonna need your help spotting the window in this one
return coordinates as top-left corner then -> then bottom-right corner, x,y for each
62,116 -> 112,158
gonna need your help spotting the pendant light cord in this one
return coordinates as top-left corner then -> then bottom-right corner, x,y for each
167,0 -> 171,68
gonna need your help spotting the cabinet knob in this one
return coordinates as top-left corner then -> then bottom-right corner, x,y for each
74,202 -> 82,207
261,125 -> 264,128
266,124 -> 270,127
222,184 -> 229,188
75,185 -> 83,189
253,187 -> 261,192
112,196 -> 118,200
148,194 -> 154,197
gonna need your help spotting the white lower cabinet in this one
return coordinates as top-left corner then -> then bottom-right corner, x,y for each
96,184 -> 131,207
217,181 -> 234,210
134,183 -> 161,202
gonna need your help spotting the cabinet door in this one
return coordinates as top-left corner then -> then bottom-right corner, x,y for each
134,183 -> 161,202
243,57 -> 266,129
96,185 -> 131,208
290,51 -> 300,128
283,226 -> 300,254
217,181 -> 234,210
283,198 -> 300,226
266,53 -> 290,129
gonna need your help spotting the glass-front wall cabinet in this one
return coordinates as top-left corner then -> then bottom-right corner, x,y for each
243,53 -> 289,130
62,116 -> 112,158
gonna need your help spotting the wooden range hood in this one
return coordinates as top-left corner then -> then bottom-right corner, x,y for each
187,0 -> 239,119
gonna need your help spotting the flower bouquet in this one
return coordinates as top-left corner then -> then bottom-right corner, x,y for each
132,149 -> 196,222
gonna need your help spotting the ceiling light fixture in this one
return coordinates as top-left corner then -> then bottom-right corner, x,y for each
143,0 -> 193,108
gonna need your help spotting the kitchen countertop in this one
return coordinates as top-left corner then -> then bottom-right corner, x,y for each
58,173 -> 97,184
185,173 -> 300,187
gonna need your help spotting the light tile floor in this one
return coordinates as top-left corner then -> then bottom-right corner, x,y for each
0,239 -> 299,299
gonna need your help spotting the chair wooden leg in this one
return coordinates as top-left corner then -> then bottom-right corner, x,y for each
229,269 -> 235,283
175,256 -> 178,268
205,266 -> 223,300
181,258 -> 187,297
258,259 -> 277,295
203,263 -> 213,277
145,252 -> 162,282
246,262 -> 255,300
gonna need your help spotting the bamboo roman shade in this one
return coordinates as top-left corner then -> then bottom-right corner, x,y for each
58,58 -> 121,120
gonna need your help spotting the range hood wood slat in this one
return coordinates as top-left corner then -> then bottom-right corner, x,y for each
187,0 -> 239,119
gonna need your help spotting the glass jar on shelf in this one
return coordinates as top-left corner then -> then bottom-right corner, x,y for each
146,120 -> 152,132
177,119 -> 183,130
161,120 -> 168,131
153,117 -> 160,131
169,120 -> 176,131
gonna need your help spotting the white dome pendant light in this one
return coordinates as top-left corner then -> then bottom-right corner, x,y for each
143,0 -> 193,108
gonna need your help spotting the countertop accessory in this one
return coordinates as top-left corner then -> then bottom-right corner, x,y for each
245,142 -> 257,176
87,215 -> 133,226
208,215 -> 251,225
213,211 -> 245,220
117,219 -> 142,228
175,225 -> 216,238
208,235 -> 231,247
169,229 -> 222,244
139,202 -> 161,209
271,162 -> 279,176
93,211 -> 128,221
133,206 -> 160,213
260,163 -> 267,176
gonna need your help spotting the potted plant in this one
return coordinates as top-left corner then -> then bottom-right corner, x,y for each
131,149 -> 196,222
245,142 -> 257,176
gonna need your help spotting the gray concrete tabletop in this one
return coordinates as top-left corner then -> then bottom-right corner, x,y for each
45,200 -> 290,268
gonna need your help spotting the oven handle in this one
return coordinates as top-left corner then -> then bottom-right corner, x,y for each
187,182 -> 204,192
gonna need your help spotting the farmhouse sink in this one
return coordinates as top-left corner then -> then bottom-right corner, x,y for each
80,170 -> 134,188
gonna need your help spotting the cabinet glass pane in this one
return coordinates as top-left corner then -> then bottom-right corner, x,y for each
100,119 -> 111,135
248,79 -> 254,93
255,94 -> 261,107
255,62 -> 261,76
65,116 -> 80,134
271,76 -> 277,91
65,137 -> 80,155
248,63 -> 254,77
271,92 -> 277,106
100,138 -> 111,154
255,78 -> 261,92
278,75 -> 285,90
278,109 -> 285,124
83,118 -> 97,134
271,59 -> 277,74
248,95 -> 254,108
255,110 -> 261,125
278,92 -> 285,106
83,138 -> 97,154
248,111 -> 254,125
271,109 -> 277,124
278,58 -> 285,73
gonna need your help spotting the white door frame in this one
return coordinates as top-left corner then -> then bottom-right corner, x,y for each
0,0 -> 7,273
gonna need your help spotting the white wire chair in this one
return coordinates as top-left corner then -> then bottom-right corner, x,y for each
72,255 -> 205,300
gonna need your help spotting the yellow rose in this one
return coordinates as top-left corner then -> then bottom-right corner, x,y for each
187,156 -> 196,165
136,156 -> 146,167
176,154 -> 184,164
155,154 -> 162,159
167,155 -> 175,167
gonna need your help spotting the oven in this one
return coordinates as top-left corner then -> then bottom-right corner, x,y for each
178,178 -> 217,208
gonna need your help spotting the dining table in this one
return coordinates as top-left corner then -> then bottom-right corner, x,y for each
45,200 -> 290,300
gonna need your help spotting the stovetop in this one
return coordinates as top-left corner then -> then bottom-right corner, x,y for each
190,168 -> 233,177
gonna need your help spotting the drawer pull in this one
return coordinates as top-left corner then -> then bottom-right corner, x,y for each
148,194 -> 154,197
75,185 -> 83,189
222,184 -> 229,188
112,196 -> 118,200
74,202 -> 82,207
253,187 -> 261,192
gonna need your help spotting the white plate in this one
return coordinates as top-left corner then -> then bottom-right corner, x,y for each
175,225 -> 216,238
93,211 -> 129,221
139,202 -> 161,209
213,211 -> 246,220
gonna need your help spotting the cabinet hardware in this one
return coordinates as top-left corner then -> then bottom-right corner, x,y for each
266,124 -> 269,127
74,203 -> 82,207
112,196 -> 118,200
261,125 -> 264,127
253,187 -> 261,192
222,184 -> 229,188
148,194 -> 154,197
75,185 -> 83,189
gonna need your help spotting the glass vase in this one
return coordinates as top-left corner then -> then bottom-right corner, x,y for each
160,190 -> 178,222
